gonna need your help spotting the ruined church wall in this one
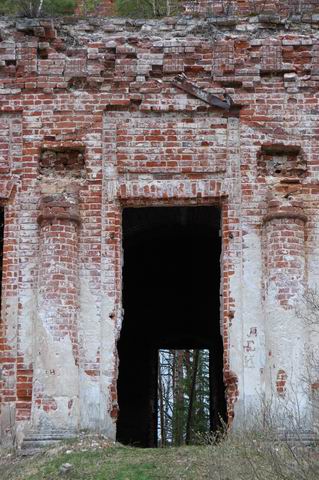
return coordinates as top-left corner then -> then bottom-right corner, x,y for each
0,12 -> 319,444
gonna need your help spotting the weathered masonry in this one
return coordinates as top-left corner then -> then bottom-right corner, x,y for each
1,3 -> 319,448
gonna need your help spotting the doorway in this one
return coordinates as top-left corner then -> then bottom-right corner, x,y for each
116,206 -> 226,447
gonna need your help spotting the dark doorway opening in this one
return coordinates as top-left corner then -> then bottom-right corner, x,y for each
117,206 -> 226,447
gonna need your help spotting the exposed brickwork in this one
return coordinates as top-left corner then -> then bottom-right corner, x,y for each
39,147 -> 85,177
16,365 -> 33,421
0,10 -> 318,444
225,370 -> 239,421
37,192 -> 81,357
276,369 -> 288,397
263,199 -> 307,309
106,111 -> 228,174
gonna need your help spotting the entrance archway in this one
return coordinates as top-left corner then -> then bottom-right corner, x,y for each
117,206 -> 226,447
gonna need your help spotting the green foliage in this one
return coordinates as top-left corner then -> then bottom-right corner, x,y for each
46,0 -> 76,15
116,0 -> 181,18
0,0 -> 182,17
83,0 -> 103,14
0,0 -> 76,17
0,0 -> 15,15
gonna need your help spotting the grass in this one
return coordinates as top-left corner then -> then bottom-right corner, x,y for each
0,431 -> 318,480
0,443 -> 210,480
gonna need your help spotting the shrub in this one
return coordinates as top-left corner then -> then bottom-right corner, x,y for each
0,0 -> 76,17
205,426 -> 319,480
116,0 -> 181,18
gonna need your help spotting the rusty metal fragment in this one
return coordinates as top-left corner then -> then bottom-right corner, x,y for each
172,74 -> 234,110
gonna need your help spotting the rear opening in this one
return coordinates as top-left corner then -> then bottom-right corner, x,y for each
117,206 -> 226,447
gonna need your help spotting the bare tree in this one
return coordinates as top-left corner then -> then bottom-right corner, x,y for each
13,0 -> 43,16
185,349 -> 199,445
158,354 -> 166,447
1,0 -> 76,17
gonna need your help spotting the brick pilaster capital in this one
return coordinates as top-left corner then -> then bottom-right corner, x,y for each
263,199 -> 307,225
37,192 -> 81,226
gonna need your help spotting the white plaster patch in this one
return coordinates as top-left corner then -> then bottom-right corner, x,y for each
31,313 -> 79,431
79,277 -> 100,364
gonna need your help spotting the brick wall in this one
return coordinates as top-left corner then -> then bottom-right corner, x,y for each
0,13 -> 318,444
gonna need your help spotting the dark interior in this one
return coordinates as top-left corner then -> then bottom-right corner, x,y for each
116,206 -> 226,447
